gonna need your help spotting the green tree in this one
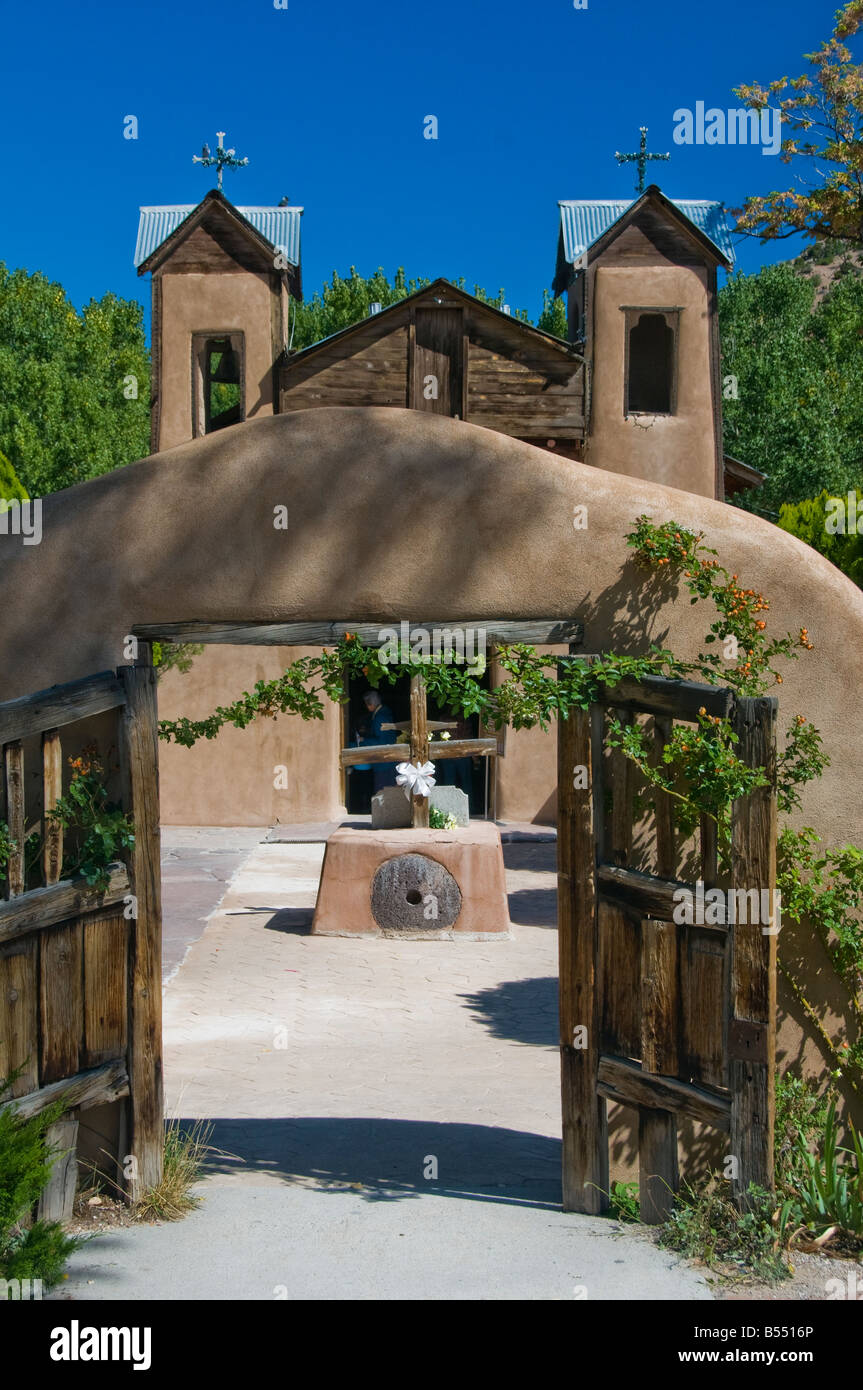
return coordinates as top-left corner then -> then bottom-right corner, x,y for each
777,490 -> 863,587
0,447 -> 28,511
733,1 -> 863,245
0,263 -> 150,496
719,261 -> 863,510
537,288 -> 569,340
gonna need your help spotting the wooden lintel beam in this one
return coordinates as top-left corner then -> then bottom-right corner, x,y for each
131,619 -> 585,649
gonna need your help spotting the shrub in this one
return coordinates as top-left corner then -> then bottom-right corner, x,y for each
0,1074 -> 85,1288
777,490 -> 863,589
659,1178 -> 790,1284
0,447 -> 27,511
779,1099 -> 863,1249
775,1072 -> 834,1193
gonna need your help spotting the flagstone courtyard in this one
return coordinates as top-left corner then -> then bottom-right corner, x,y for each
55,825 -> 712,1301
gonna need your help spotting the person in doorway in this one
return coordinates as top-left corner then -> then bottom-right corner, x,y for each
439,706 -> 474,797
361,689 -> 399,791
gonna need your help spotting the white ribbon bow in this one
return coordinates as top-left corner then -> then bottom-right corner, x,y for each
395,760 -> 436,800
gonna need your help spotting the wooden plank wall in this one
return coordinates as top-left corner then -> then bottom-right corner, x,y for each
467,339 -> 585,436
0,671 -> 141,1217
281,324 -> 410,410
280,298 -> 586,438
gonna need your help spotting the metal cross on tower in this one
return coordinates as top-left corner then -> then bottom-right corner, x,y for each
192,131 -> 249,191
614,126 -> 670,195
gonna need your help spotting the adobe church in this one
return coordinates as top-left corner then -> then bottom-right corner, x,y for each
136,158 -> 759,827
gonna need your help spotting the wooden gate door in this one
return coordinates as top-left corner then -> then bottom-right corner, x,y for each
412,307 -> 465,417
557,666 -> 777,1220
0,654 -> 163,1212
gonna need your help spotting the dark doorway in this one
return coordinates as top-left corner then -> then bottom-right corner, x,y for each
343,668 -> 488,816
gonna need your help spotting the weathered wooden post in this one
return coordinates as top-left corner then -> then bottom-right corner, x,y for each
729,696 -> 777,1208
409,673 -> 430,828
118,647 -> 164,1200
557,659 -> 608,1213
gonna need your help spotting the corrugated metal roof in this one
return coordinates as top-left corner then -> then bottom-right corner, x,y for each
558,198 -> 734,266
134,204 -> 303,268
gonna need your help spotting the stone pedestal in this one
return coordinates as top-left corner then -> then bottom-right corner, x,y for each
312,822 -> 511,939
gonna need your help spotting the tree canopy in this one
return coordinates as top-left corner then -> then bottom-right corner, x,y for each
0,263 -> 150,496
733,1 -> 863,245
719,259 -> 863,511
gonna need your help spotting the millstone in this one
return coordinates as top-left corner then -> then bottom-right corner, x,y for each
370,853 -> 462,933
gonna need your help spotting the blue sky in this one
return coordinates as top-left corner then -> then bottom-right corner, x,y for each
1,0 -> 844,339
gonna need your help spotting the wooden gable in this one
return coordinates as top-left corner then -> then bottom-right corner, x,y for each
139,192 -> 301,298
279,281 -> 586,441
157,218 -> 273,276
587,189 -> 730,272
590,205 -> 708,269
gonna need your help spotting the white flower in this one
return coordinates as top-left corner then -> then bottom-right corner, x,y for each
440,731 -> 451,741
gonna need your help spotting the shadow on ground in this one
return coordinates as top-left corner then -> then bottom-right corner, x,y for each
458,976 -> 558,1046
507,887 -> 558,927
189,1117 -> 562,1210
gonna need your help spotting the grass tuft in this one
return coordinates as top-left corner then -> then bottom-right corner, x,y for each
133,1118 -> 214,1223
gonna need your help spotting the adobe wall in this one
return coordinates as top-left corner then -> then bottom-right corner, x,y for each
157,645 -> 342,826
1,408 -> 860,1119
588,264 -> 717,498
0,406 -> 857,852
157,270 -> 275,450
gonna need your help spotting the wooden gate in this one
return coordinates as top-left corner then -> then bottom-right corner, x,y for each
0,658 -> 163,1214
557,665 -> 777,1220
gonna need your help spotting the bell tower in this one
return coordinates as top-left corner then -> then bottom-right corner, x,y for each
553,183 -> 732,500
135,148 -> 302,453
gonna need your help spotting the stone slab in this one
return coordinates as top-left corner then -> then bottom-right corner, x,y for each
312,822 -> 511,938
371,785 -> 412,829
429,786 -> 470,827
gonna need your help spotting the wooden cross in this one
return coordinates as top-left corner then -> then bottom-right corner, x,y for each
614,126 -> 670,195
339,673 -> 498,827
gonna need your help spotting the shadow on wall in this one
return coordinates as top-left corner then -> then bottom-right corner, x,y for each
530,552 -> 688,836
193,1117 -> 561,1210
